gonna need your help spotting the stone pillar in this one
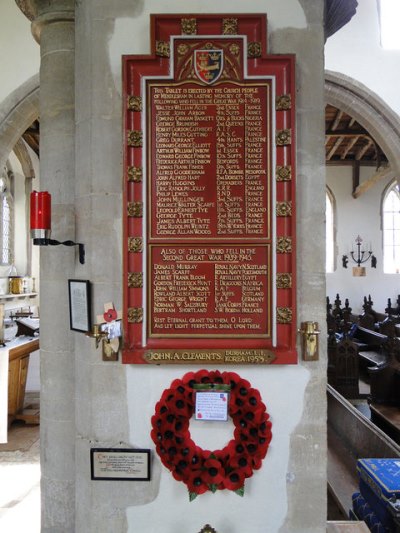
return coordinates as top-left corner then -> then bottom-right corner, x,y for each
29,1 -> 76,531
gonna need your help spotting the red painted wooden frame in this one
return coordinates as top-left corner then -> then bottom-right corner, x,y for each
122,14 -> 296,364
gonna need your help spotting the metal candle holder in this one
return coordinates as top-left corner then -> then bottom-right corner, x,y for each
342,235 -> 377,275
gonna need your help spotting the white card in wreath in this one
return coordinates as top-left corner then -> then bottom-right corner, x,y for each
195,391 -> 229,421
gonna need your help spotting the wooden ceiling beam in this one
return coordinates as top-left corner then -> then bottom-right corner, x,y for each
352,161 -> 360,195
326,160 -> 379,167
327,136 -> 344,160
355,139 -> 372,161
352,166 -> 393,199
341,135 -> 359,159
330,109 -> 343,131
325,129 -> 370,137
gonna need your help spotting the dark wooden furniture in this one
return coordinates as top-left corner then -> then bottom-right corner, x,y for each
328,337 -> 360,398
327,385 -> 400,517
370,403 -> 400,445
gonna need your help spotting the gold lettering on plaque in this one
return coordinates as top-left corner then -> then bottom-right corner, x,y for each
156,40 -> 170,58
181,18 -> 197,35
276,273 -> 292,289
276,129 -> 292,146
222,18 -> 238,35
276,237 -> 292,254
128,237 -> 143,253
127,95 -> 142,112
127,130 -> 143,147
144,350 -> 276,365
276,165 -> 292,181
127,202 -> 143,217
276,201 -> 292,217
150,83 -> 270,237
127,307 -> 143,323
277,307 -> 292,324
248,42 -> 262,58
128,272 -> 143,288
276,94 -> 292,111
127,166 -> 143,183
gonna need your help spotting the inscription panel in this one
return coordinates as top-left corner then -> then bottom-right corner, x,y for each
149,83 -> 271,240
122,14 -> 296,364
150,245 -> 271,337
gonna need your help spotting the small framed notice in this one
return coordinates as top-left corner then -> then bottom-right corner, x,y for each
195,391 -> 229,421
68,279 -> 92,333
90,448 -> 151,481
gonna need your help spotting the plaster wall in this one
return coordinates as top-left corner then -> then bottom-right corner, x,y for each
325,0 -> 400,119
0,4 -> 40,105
75,1 -> 326,532
326,166 -> 399,314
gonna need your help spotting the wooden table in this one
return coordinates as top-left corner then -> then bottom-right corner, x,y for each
6,336 -> 40,426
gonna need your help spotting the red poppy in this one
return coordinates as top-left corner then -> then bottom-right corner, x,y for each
202,458 -> 225,485
186,470 -> 209,494
103,308 -> 117,322
230,454 -> 253,477
223,468 -> 246,491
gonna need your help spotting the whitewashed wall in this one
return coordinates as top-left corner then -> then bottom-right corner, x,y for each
325,0 -> 400,119
325,0 -> 400,315
326,166 -> 399,315
0,4 -> 39,104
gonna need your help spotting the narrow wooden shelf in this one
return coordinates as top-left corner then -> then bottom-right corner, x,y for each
327,522 -> 370,532
0,293 -> 37,300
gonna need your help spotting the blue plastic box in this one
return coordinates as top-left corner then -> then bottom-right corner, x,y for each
357,458 -> 400,531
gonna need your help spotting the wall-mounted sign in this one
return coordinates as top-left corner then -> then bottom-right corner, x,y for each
123,14 -> 296,364
68,279 -> 92,333
90,448 -> 150,481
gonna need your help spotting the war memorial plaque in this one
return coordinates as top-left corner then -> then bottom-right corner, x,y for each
122,15 -> 296,364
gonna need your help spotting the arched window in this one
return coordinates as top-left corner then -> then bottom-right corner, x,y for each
326,188 -> 335,273
0,173 -> 13,266
383,180 -> 400,273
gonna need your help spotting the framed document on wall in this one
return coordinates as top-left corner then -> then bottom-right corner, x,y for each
68,279 -> 92,333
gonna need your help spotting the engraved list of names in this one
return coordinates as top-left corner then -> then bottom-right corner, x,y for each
148,82 -> 272,339
149,83 -> 270,240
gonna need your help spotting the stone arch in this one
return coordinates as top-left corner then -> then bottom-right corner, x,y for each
325,70 -> 400,180
0,74 -> 39,173
13,138 -> 36,180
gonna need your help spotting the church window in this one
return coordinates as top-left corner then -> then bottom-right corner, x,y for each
382,180 -> 400,273
326,188 -> 335,273
379,0 -> 400,49
0,174 -> 13,266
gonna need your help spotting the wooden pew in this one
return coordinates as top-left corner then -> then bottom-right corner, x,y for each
327,323 -> 388,400
369,404 -> 400,445
327,385 -> 400,518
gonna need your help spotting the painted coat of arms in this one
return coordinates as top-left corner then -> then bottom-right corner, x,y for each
194,49 -> 224,84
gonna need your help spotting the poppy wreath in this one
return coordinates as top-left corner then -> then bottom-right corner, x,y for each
150,369 -> 272,501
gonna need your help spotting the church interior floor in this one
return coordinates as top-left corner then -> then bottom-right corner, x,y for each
0,392 -> 40,532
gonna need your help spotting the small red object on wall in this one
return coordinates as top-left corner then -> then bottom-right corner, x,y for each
30,191 -> 51,237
